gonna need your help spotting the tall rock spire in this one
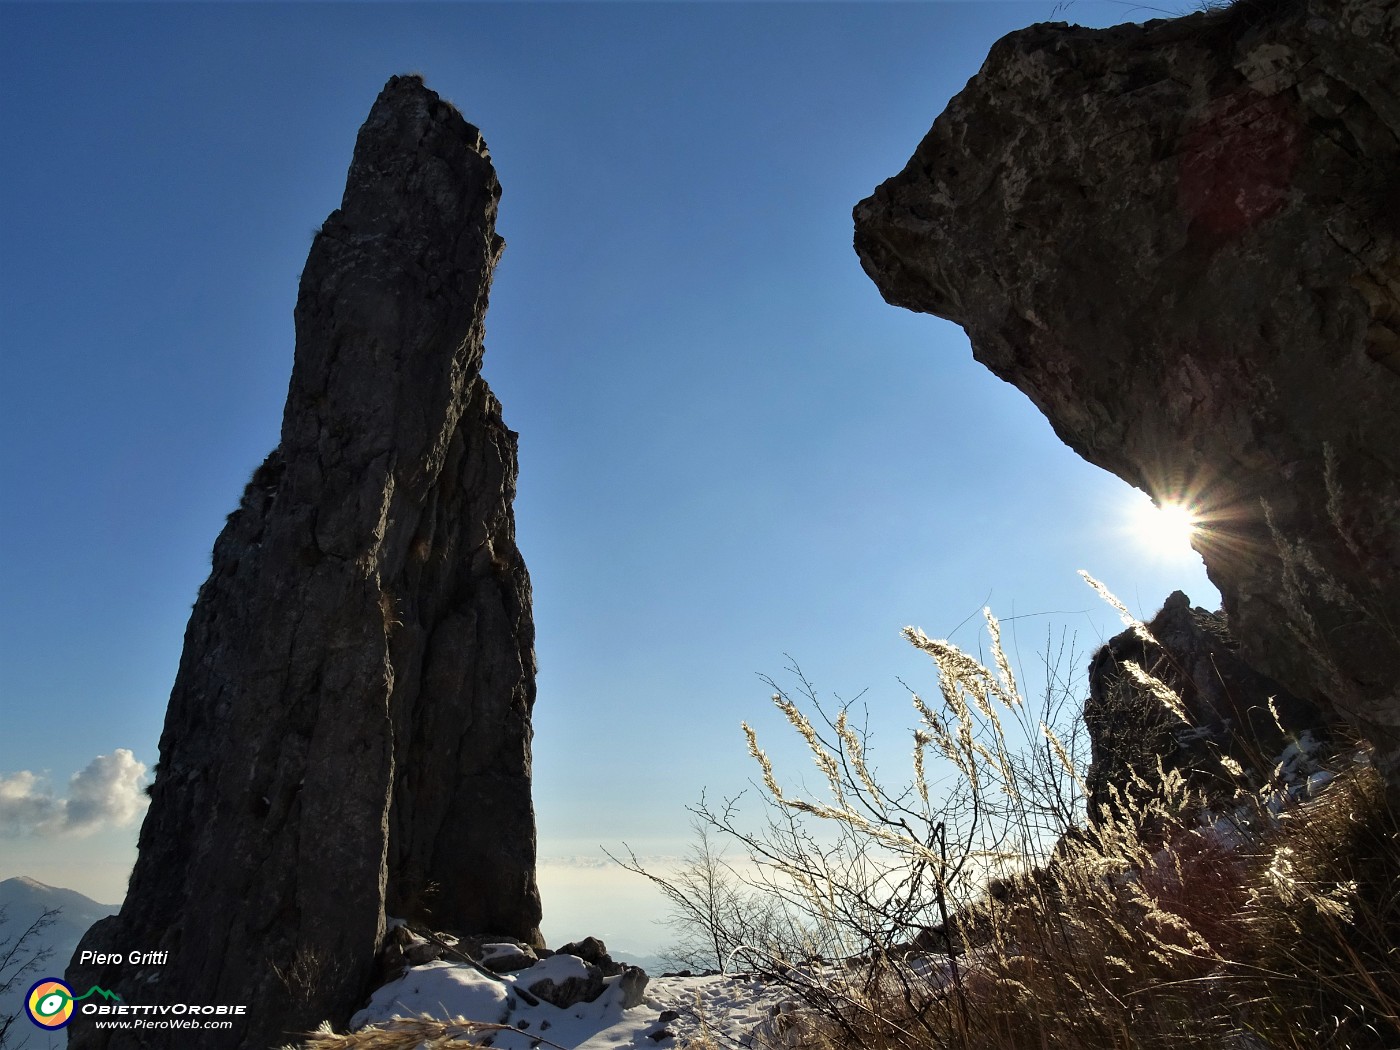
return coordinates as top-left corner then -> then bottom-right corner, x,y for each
68,74 -> 541,1049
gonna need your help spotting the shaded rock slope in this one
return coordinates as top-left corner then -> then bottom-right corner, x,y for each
855,0 -> 1400,784
1085,590 -> 1327,824
68,74 -> 541,1049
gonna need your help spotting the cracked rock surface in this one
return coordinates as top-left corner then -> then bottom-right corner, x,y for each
855,0 -> 1400,786
68,74 -> 541,1048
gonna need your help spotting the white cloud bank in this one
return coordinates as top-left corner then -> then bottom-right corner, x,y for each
0,750 -> 149,837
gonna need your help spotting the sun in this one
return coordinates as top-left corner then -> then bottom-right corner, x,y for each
1130,493 -> 1201,556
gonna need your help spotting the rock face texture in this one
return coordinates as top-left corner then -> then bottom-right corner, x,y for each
855,0 -> 1400,785
67,75 -> 541,1049
1084,591 -> 1327,824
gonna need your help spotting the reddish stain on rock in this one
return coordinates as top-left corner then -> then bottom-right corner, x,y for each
1178,89 -> 1302,240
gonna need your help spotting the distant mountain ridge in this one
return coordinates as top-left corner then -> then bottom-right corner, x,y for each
2,877 -> 118,927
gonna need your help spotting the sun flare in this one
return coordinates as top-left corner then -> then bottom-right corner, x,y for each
1132,494 -> 1200,556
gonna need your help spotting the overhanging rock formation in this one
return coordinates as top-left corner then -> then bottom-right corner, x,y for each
855,0 -> 1400,785
68,75 -> 541,1048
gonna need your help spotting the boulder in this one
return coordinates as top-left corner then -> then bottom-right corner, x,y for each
854,0 -> 1400,788
68,74 -> 540,1049
557,936 -> 622,976
616,965 -> 651,1009
521,955 -> 607,1008
479,942 -> 540,973
376,924 -> 445,986
512,944 -> 649,1010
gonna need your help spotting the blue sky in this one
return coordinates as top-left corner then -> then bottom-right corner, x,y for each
0,1 -> 1214,954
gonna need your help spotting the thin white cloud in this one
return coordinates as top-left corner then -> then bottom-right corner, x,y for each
539,853 -> 685,872
0,750 -> 149,838
540,854 -> 626,871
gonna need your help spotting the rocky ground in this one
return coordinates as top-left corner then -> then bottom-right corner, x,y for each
299,931 -> 802,1050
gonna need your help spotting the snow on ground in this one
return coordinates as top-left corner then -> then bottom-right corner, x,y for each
346,742 -> 1354,1049
647,973 -> 802,1049
352,959 -> 799,1049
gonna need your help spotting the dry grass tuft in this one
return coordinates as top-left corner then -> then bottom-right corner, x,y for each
634,573 -> 1400,1050
1237,760 -> 1400,1049
293,1016 -> 571,1050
